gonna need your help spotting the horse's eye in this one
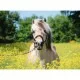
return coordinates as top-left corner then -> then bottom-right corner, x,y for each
44,30 -> 46,33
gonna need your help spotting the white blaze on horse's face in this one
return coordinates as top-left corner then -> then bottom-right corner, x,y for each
31,19 -> 47,50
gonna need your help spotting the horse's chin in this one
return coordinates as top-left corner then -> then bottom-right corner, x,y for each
37,46 -> 43,50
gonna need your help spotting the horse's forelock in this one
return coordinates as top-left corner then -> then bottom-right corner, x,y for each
38,22 -> 44,29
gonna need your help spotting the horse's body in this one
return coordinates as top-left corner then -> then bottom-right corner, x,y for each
28,19 -> 60,68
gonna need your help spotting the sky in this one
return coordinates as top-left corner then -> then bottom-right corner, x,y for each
18,11 -> 61,19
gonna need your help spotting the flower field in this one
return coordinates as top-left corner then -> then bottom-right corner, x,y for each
0,42 -> 80,69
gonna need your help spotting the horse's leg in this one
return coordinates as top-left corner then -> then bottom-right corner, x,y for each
40,60 -> 47,69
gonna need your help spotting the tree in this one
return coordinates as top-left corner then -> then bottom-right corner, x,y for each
16,15 -> 38,42
0,11 -> 19,43
48,15 -> 73,42
61,11 -> 80,40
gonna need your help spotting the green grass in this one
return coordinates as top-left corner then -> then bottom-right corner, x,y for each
0,42 -> 80,69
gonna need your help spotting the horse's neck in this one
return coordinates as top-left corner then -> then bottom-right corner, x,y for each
39,43 -> 48,53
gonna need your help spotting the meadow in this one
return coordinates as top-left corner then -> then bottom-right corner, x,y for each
0,41 -> 80,69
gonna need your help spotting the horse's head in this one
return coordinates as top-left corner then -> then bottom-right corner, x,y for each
31,19 -> 48,50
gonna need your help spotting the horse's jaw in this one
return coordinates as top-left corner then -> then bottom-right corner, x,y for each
37,43 -> 46,51
37,46 -> 43,50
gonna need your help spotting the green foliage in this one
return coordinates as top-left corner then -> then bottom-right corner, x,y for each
0,11 -> 19,43
61,11 -> 80,41
17,14 -> 75,43
0,11 -> 80,43
16,15 -> 38,42
48,15 -> 74,42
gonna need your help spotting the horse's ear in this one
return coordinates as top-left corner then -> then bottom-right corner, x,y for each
32,19 -> 34,24
44,18 -> 46,22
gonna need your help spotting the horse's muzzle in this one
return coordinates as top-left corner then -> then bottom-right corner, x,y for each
34,41 -> 44,50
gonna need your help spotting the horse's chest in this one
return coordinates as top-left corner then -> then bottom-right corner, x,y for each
39,50 -> 52,62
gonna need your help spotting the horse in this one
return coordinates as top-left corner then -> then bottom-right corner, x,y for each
28,19 -> 60,68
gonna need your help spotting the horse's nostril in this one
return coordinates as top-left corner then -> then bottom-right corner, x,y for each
34,42 -> 39,47
34,41 -> 43,49
35,42 -> 37,44
34,41 -> 37,44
